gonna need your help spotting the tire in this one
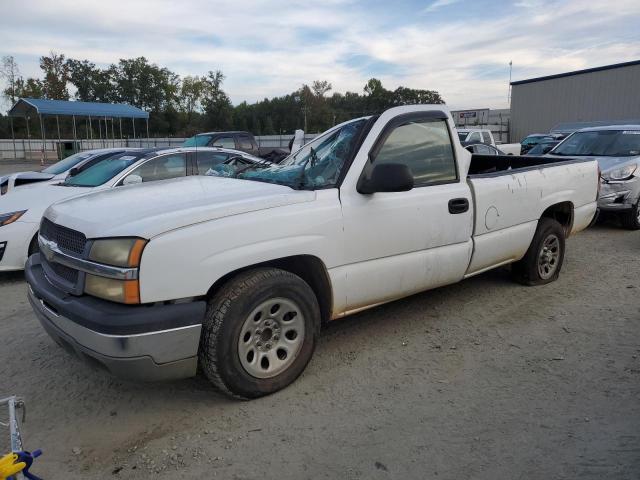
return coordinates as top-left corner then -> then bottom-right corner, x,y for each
199,268 -> 320,399
511,218 -> 565,286
620,202 -> 640,230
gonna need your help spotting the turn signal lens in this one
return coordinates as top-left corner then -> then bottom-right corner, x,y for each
85,274 -> 140,304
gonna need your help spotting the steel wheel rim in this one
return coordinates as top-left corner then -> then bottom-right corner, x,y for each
538,234 -> 560,279
238,297 -> 305,379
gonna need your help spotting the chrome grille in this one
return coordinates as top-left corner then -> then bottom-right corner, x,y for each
40,218 -> 87,255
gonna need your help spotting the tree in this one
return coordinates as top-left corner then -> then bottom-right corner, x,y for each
14,77 -> 44,98
202,70 -> 233,129
67,59 -> 115,102
179,75 -> 206,122
311,80 -> 332,97
1,55 -> 20,104
112,57 -> 179,112
40,51 -> 70,99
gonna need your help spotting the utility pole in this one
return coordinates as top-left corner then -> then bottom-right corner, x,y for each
507,60 -> 513,106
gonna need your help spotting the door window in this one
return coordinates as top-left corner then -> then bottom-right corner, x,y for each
373,119 -> 457,187
195,152 -> 230,175
215,137 -> 235,149
126,154 -> 187,183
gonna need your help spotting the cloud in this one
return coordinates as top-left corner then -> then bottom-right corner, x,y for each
0,0 -> 638,112
422,0 -> 461,14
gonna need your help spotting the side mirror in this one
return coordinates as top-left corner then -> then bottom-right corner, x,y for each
69,167 -> 80,176
122,174 -> 143,186
358,163 -> 414,194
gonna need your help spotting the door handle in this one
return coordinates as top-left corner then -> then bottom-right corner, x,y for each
448,198 -> 469,214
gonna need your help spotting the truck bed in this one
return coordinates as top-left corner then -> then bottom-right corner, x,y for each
464,154 -> 598,277
468,154 -> 587,176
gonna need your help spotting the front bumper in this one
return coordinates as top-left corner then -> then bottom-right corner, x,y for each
598,177 -> 640,211
25,254 -> 206,381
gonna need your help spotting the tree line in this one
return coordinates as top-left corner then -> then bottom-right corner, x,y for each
0,52 -> 444,139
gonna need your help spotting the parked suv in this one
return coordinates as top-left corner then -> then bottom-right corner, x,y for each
183,131 -> 288,162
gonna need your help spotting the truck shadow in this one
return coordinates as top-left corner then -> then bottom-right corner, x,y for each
0,270 -> 25,285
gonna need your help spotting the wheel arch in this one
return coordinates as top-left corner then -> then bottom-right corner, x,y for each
206,255 -> 333,324
540,201 -> 574,236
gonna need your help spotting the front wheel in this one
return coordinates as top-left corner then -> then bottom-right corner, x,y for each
199,268 -> 320,399
511,218 -> 566,286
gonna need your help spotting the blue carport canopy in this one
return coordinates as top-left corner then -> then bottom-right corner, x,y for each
8,98 -> 148,118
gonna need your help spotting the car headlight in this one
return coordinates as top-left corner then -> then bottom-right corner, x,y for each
0,210 -> 26,227
603,164 -> 637,181
88,237 -> 147,267
85,237 -> 147,304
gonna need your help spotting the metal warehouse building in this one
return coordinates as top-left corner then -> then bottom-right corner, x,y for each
510,60 -> 640,142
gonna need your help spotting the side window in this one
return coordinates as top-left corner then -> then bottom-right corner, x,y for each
215,136 -> 235,149
373,119 -> 457,187
238,135 -> 253,150
481,132 -> 492,143
468,132 -> 482,143
195,152 -> 230,175
126,154 -> 187,183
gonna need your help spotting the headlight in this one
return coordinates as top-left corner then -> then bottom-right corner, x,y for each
0,210 -> 27,227
85,237 -> 147,304
603,164 -> 637,181
88,237 -> 147,267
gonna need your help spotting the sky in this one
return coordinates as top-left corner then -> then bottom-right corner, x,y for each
1,0 -> 639,111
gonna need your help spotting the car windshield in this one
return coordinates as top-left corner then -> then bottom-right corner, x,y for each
183,134 -> 213,147
41,152 -> 93,175
528,142 -> 557,155
206,119 -> 367,189
63,153 -> 147,187
551,130 -> 640,157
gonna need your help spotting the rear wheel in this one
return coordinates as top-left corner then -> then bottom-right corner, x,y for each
511,218 -> 565,286
620,202 -> 640,230
199,268 -> 320,399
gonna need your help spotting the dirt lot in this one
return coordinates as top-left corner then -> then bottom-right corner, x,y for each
1,161 -> 639,479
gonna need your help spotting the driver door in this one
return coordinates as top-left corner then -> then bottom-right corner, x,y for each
338,113 -> 473,312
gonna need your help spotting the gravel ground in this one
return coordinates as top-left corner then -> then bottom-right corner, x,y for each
1,161 -> 639,479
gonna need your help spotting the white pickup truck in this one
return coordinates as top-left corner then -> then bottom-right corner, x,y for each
25,105 -> 599,399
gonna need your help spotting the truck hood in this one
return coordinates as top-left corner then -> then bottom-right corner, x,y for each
46,176 -> 315,239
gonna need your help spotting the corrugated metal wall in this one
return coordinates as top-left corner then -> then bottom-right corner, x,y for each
510,63 -> 640,142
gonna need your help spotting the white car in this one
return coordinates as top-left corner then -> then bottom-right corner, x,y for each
0,147 -> 267,271
457,128 -> 521,155
0,148 -> 133,196
25,105 -> 598,398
